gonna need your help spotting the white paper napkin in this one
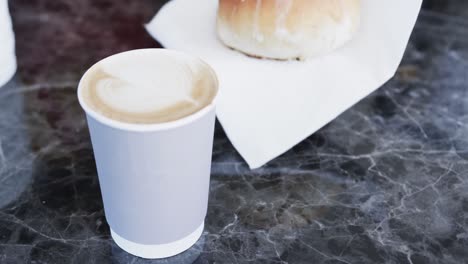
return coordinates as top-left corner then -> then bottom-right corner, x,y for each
146,0 -> 422,169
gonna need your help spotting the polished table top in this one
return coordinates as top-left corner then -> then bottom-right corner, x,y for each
1,0 -> 468,263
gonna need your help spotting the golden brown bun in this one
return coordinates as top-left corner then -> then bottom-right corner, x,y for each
217,0 -> 361,60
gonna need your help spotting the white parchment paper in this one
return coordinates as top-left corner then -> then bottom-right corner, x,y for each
146,0 -> 422,169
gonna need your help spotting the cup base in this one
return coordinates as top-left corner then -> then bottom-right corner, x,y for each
0,58 -> 16,87
110,222 -> 204,259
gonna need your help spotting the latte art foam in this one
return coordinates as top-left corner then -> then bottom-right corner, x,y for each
80,50 -> 218,124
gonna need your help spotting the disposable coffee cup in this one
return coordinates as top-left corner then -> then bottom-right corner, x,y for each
77,49 -> 218,259
0,0 -> 16,87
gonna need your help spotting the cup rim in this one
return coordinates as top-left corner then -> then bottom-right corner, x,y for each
77,48 -> 219,132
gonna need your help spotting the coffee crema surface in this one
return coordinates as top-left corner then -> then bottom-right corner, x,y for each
80,50 -> 218,124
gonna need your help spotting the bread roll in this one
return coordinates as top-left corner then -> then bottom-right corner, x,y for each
217,0 -> 361,60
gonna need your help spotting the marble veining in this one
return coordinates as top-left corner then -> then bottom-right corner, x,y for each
1,0 -> 468,263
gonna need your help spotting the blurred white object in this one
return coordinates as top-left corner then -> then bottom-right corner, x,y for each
0,0 -> 16,87
147,0 -> 422,169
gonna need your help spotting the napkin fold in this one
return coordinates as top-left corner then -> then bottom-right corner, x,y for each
0,0 -> 16,87
146,0 -> 422,169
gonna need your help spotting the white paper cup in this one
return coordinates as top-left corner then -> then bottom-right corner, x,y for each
77,49 -> 218,259
0,0 -> 16,87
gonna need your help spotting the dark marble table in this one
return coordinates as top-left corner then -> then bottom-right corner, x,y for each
1,0 -> 468,263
